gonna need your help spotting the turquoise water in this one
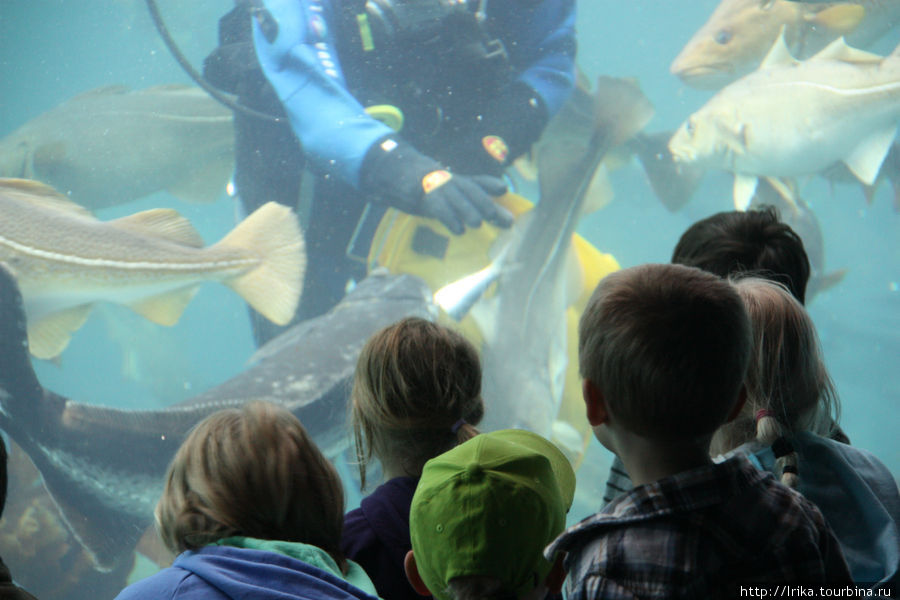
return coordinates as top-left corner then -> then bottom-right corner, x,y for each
1,0 -> 898,596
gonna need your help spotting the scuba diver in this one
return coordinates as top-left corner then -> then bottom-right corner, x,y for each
204,0 -> 577,344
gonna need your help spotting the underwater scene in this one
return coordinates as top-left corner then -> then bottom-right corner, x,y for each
1,0 -> 898,597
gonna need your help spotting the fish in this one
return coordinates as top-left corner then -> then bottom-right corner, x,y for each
0,178 -> 304,359
668,34 -> 900,210
0,265 -> 437,573
0,85 -> 234,209
473,76 -> 654,435
671,0 -> 899,89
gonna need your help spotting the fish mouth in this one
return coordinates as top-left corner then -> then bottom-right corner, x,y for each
670,61 -> 737,90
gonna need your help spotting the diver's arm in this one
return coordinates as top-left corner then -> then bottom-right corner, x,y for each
447,0 -> 577,173
508,0 -> 577,121
252,0 -> 393,188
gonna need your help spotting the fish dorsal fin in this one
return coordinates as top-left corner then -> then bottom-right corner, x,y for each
811,36 -> 882,64
733,174 -> 759,211
807,4 -> 865,35
110,209 -> 206,247
128,286 -> 200,325
27,305 -> 93,360
760,27 -> 798,70
844,126 -> 897,185
0,178 -> 95,218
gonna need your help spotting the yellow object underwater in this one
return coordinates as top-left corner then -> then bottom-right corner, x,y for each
367,192 -> 619,463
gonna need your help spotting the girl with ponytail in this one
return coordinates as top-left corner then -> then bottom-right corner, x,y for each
341,317 -> 484,600
712,278 -> 900,589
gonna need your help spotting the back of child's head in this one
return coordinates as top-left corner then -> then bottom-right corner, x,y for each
155,401 -> 346,566
408,429 -> 575,600
351,317 -> 484,488
672,206 -> 810,304
713,278 -> 840,487
578,263 -> 752,440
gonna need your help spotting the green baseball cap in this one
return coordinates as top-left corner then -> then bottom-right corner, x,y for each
409,429 -> 576,600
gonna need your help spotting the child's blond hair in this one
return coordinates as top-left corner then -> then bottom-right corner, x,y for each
351,317 -> 483,488
713,278 -> 840,488
155,401 -> 346,569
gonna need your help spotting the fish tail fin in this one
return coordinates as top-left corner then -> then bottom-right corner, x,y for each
629,131 -> 705,212
215,202 -> 305,325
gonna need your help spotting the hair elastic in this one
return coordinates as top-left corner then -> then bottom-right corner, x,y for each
771,437 -> 794,459
755,409 -> 775,422
451,418 -> 468,434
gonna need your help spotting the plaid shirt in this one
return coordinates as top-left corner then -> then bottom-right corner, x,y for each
547,455 -> 851,600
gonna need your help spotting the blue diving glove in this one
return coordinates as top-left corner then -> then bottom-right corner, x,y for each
361,136 -> 513,235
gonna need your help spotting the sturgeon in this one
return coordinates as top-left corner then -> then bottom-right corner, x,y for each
0,266 -> 436,573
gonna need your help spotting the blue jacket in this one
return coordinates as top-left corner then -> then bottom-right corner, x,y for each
253,0 -> 576,188
741,432 -> 900,588
114,539 -> 381,600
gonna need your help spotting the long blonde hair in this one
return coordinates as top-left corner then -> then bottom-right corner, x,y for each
155,401 -> 346,569
713,278 -> 840,487
351,318 -> 484,489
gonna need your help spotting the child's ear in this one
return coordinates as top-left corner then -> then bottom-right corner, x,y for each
404,550 -> 432,597
582,379 -> 609,427
725,385 -> 748,423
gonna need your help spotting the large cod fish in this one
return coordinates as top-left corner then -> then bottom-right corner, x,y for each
0,266 -> 436,576
668,34 -> 900,210
0,178 -> 304,359
0,85 -> 234,209
671,0 -> 900,89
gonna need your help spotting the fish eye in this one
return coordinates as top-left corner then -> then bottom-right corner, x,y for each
714,29 -> 732,45
686,118 -> 696,136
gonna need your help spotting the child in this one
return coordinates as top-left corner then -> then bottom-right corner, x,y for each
713,277 -> 900,588
670,206 -> 810,303
114,401 -> 379,600
404,429 -> 575,600
548,264 -> 852,598
342,317 -> 485,600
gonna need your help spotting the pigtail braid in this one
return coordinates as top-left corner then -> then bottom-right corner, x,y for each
755,409 -> 800,488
